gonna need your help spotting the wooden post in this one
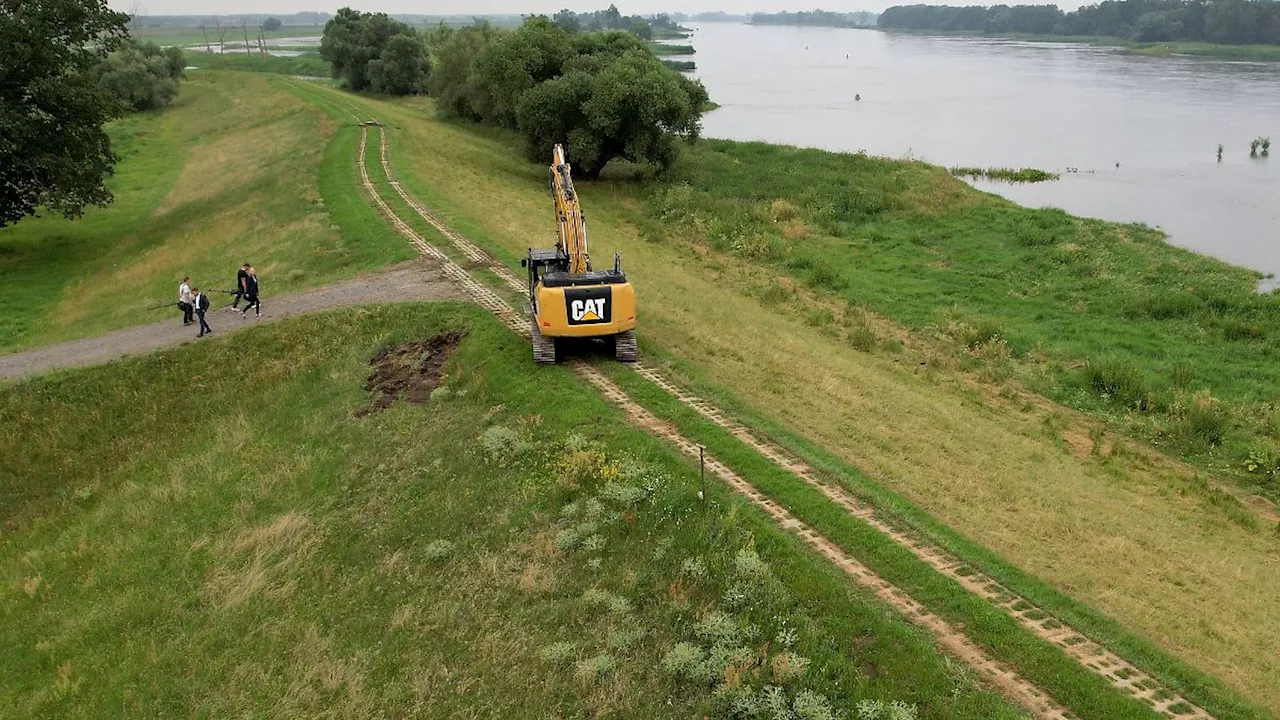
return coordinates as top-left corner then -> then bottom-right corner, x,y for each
699,446 -> 706,503
199,25 -> 212,53
241,21 -> 251,56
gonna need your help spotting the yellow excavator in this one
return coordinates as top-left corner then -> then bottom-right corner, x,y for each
522,144 -> 637,364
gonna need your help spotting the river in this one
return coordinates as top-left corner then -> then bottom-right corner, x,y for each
689,22 -> 1280,278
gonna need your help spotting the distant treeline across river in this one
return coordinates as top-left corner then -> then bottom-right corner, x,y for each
878,0 -> 1280,45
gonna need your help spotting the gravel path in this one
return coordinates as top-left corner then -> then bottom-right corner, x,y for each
0,260 -> 460,382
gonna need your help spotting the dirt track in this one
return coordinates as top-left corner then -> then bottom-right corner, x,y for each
0,260 -> 460,382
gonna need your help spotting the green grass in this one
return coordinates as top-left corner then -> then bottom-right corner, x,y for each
650,139 -> 1280,498
646,41 -> 696,56
0,71 -> 410,352
950,166 -> 1060,183
594,348 -> 1273,720
0,305 -> 1028,719
189,51 -> 332,78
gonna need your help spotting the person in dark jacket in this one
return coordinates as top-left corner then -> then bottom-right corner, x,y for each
231,263 -> 250,310
240,265 -> 261,318
193,288 -> 212,337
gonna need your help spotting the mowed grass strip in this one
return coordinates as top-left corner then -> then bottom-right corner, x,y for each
290,88 -> 1280,714
0,305 -> 1027,719
0,71 -> 412,352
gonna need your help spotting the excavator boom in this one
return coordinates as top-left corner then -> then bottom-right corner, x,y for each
550,145 -> 590,274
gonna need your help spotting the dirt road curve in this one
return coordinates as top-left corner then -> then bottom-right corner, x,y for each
0,260 -> 460,382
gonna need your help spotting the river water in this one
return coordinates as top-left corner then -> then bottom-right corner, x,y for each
689,22 -> 1280,277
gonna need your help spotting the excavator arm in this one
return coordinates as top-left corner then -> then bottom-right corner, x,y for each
550,145 -> 590,274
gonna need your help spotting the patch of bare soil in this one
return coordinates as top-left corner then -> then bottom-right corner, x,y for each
358,330 -> 465,416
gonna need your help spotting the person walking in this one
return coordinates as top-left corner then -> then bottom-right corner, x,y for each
231,263 -> 250,310
240,265 -> 261,318
193,287 -> 212,337
178,277 -> 194,326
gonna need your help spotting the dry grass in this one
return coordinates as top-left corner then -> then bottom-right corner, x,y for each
360,92 -> 1280,712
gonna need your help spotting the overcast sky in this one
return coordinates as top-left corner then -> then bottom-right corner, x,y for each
113,0 -> 1090,18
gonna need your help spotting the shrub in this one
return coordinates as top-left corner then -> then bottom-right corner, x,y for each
539,641 -> 577,665
733,548 -> 770,578
713,684 -> 764,718
662,642 -> 709,682
770,651 -> 811,683
695,611 -> 751,646
573,653 -> 616,684
599,482 -> 646,507
680,556 -> 709,581
1083,358 -> 1152,411
961,319 -> 1003,349
480,426 -> 533,463
1176,395 -> 1229,448
422,539 -> 454,560
95,40 -> 185,112
792,690 -> 837,720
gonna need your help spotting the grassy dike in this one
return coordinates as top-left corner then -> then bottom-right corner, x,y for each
0,306 -> 1027,719
0,71 -> 412,352
296,86 -> 1280,713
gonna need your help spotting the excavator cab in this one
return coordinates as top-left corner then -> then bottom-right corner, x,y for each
522,145 -> 637,364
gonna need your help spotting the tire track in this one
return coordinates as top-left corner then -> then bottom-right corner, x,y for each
349,108 -> 1211,720
354,121 -> 1076,720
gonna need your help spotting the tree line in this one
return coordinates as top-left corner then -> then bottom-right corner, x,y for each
427,17 -> 708,178
317,10 -> 708,178
550,5 -> 688,40
749,11 -> 880,28
878,0 -> 1280,44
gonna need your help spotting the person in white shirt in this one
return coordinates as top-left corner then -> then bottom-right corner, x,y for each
178,277 -> 193,326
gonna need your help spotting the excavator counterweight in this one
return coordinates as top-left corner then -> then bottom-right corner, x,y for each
522,145 -> 637,364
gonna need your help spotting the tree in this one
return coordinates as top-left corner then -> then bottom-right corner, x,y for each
553,8 -> 581,33
427,22 -> 499,119
368,34 -> 429,95
320,8 -> 419,92
469,16 -> 573,128
0,0 -> 130,228
517,49 -> 708,178
95,40 -> 185,111
262,16 -> 282,32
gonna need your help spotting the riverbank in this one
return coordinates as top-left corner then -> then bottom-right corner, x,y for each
882,27 -> 1280,60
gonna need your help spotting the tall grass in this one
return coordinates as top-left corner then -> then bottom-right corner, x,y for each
950,166 -> 1060,183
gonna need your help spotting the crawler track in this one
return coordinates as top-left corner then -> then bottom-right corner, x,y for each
353,121 -> 1079,720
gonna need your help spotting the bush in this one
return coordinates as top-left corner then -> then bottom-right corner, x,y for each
480,426 -> 533,463
539,641 -> 577,664
1176,395 -> 1229,448
573,653 -> 616,684
1083,357 -> 1152,411
662,642 -> 710,682
95,40 -> 185,112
